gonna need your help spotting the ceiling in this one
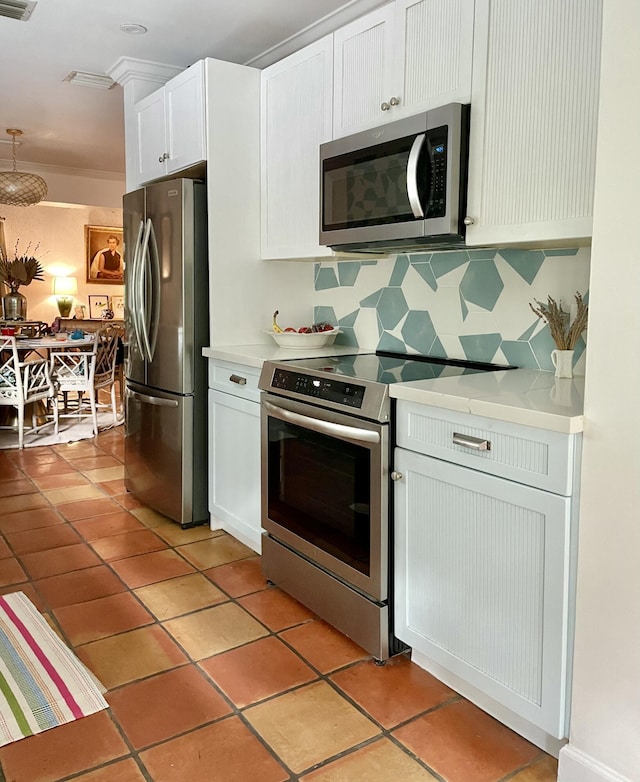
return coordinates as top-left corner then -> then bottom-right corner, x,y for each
0,0 -> 384,176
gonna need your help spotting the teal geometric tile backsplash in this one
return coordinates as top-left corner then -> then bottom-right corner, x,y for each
313,247 -> 590,372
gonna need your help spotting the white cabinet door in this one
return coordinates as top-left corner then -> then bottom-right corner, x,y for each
333,0 -> 474,138
333,4 -> 396,138
208,389 -> 262,553
261,35 -> 334,260
133,61 -> 206,187
165,61 -> 206,175
394,0 -> 474,118
394,446 -> 572,738
465,0 -> 602,246
135,89 -> 167,185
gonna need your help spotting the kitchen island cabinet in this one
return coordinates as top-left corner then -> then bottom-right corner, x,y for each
464,0 -> 603,246
332,0 -> 474,138
390,382 -> 583,755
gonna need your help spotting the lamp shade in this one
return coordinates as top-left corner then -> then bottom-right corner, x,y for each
0,129 -> 48,207
53,276 -> 78,296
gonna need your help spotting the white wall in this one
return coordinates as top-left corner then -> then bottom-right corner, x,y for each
558,1 -> 640,780
1,203 -> 123,325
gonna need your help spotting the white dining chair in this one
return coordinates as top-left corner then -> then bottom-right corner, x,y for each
49,333 -> 99,434
0,336 -> 59,448
49,326 -> 123,435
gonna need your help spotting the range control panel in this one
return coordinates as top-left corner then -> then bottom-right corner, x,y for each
271,368 -> 365,409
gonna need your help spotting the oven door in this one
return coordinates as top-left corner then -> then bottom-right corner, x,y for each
261,393 -> 388,602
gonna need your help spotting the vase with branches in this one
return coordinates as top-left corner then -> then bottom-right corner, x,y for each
0,240 -> 45,320
530,292 -> 588,377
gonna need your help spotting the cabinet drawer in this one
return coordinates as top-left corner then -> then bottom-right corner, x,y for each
396,401 -> 579,495
208,359 -> 261,402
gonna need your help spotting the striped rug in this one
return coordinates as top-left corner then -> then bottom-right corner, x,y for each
0,591 -> 108,747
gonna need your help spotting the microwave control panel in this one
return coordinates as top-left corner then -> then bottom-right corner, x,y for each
426,128 -> 448,218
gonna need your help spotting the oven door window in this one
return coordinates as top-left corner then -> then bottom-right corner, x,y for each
267,415 -> 372,577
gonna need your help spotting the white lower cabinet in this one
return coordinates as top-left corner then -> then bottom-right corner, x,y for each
393,401 -> 580,747
207,360 -> 262,553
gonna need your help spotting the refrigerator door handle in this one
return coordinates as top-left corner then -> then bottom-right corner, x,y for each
138,218 -> 154,362
129,220 -> 145,355
147,219 -> 161,362
127,388 -> 179,408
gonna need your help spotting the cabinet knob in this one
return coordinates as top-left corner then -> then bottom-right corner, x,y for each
389,96 -> 400,106
158,152 -> 169,163
463,216 -> 475,226
381,101 -> 391,111
390,471 -> 403,481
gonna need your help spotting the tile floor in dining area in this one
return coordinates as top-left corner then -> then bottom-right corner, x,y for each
0,425 -> 559,782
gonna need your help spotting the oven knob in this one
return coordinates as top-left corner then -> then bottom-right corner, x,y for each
390,471 -> 403,481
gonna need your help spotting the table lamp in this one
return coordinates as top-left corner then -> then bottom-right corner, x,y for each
53,276 -> 78,317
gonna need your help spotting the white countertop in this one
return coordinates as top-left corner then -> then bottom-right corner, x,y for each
203,345 -> 584,434
389,368 -> 585,434
203,343 -> 368,369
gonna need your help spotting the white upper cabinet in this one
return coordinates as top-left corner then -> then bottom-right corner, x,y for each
134,61 -> 206,186
465,0 -> 603,246
260,35 -> 334,260
333,0 -> 475,138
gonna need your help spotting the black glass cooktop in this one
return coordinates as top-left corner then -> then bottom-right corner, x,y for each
278,351 -> 514,384
260,350 -> 515,423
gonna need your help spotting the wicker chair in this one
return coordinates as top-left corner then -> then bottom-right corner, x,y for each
0,336 -> 59,448
93,324 -> 124,423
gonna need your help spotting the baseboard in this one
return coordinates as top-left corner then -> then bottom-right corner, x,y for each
558,745 -> 636,782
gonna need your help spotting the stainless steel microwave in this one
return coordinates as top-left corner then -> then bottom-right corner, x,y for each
319,103 -> 470,253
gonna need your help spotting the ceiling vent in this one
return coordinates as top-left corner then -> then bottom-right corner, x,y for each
64,71 -> 115,90
0,0 -> 37,21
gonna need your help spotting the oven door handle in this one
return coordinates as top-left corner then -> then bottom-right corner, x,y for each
263,400 -> 380,445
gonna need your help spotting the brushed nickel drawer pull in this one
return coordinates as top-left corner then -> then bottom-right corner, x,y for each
453,432 -> 491,451
229,374 -> 247,385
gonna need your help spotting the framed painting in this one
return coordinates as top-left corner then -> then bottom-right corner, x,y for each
111,295 -> 125,319
85,225 -> 124,284
88,294 -> 109,319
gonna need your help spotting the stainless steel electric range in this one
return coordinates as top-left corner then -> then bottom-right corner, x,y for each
258,351 -> 514,661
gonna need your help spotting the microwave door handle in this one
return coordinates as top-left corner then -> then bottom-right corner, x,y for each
407,133 -> 427,218
263,400 -> 380,445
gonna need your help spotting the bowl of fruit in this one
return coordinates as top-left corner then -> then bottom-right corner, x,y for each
267,312 -> 340,349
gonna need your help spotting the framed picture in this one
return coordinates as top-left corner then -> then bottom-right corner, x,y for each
88,294 -> 109,319
85,225 -> 124,284
111,295 -> 125,319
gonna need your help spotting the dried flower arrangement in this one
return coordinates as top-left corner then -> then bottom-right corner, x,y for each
529,292 -> 588,350
0,240 -> 45,293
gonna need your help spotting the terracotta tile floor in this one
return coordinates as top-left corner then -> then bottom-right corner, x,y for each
0,426 -> 559,782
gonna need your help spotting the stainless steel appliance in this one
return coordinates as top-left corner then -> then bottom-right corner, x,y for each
123,178 -> 208,528
259,352 -> 513,660
319,103 -> 470,253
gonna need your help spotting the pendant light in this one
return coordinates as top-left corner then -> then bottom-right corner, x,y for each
0,129 -> 48,207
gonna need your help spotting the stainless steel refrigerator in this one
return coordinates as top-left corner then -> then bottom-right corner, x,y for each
123,178 -> 209,527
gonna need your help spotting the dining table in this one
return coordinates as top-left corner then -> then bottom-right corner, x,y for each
16,335 -> 96,358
